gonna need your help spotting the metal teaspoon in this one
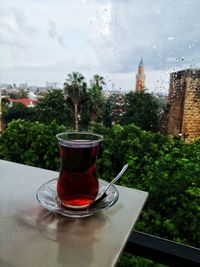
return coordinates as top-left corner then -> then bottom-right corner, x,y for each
90,164 -> 128,208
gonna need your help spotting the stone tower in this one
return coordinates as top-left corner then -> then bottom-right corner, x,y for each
167,69 -> 200,142
135,57 -> 145,92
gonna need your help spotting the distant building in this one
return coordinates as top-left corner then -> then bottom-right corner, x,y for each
18,83 -> 28,90
167,69 -> 200,142
28,92 -> 37,100
8,98 -> 37,108
135,57 -> 145,92
46,82 -> 58,90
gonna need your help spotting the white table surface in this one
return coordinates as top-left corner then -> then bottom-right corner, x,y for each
0,160 -> 148,267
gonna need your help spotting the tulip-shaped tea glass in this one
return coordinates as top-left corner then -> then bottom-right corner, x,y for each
56,132 -> 103,209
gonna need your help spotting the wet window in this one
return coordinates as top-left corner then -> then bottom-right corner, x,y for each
0,1 -> 199,262
0,0 -> 199,93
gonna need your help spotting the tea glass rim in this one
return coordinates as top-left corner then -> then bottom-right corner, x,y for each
56,131 -> 103,148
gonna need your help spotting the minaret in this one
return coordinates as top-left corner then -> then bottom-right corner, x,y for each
135,57 -> 145,92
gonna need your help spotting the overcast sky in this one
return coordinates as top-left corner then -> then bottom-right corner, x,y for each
0,0 -> 200,94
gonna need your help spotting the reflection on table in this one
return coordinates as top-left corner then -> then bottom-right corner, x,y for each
0,160 -> 148,267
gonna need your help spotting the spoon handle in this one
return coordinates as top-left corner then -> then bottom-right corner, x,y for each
104,164 -> 128,192
90,164 -> 128,208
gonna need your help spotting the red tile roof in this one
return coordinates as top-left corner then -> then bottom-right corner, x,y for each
8,98 -> 38,107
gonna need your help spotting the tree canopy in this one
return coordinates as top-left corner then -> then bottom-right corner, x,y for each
80,74 -> 106,127
33,89 -> 73,127
0,119 -> 65,170
90,74 -> 105,90
122,91 -> 160,131
3,102 -> 35,125
64,72 -> 86,131
90,122 -> 200,248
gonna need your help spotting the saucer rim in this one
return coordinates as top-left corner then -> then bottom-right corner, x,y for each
36,178 -> 119,218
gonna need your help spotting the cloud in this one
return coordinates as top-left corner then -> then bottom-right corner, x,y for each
9,6 -> 37,35
0,5 -> 37,47
0,0 -> 200,91
91,0 -> 200,73
48,19 -> 66,47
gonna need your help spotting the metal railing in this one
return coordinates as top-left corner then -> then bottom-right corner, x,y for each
124,231 -> 200,267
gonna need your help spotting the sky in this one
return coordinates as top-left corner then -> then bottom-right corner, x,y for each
0,0 -> 200,94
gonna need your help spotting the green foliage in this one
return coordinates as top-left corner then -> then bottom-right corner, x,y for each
122,91 -> 160,131
1,118 -> 199,265
63,73 -> 107,130
64,72 -> 86,131
117,253 -> 166,267
33,89 -> 73,127
0,119 -> 65,170
90,74 -> 106,90
3,103 -> 35,125
80,80 -> 106,127
8,88 -> 28,99
102,93 -> 126,127
90,123 -> 200,248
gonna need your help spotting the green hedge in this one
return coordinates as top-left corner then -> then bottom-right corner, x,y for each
90,123 -> 200,248
0,119 -> 65,170
1,120 -> 199,248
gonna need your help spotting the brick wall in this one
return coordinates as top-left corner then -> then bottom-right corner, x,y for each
167,69 -> 200,142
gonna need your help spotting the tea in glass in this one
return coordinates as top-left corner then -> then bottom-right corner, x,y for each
56,132 -> 103,209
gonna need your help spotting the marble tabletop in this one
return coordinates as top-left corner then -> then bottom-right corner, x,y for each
0,160 -> 148,267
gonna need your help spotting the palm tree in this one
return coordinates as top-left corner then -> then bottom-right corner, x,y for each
64,72 -> 86,131
88,75 -> 106,122
90,74 -> 105,90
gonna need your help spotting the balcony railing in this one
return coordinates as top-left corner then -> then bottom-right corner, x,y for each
124,230 -> 200,267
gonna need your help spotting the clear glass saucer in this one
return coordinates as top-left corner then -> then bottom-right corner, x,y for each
36,178 -> 119,218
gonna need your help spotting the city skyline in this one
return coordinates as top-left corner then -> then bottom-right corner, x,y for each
0,0 -> 200,94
